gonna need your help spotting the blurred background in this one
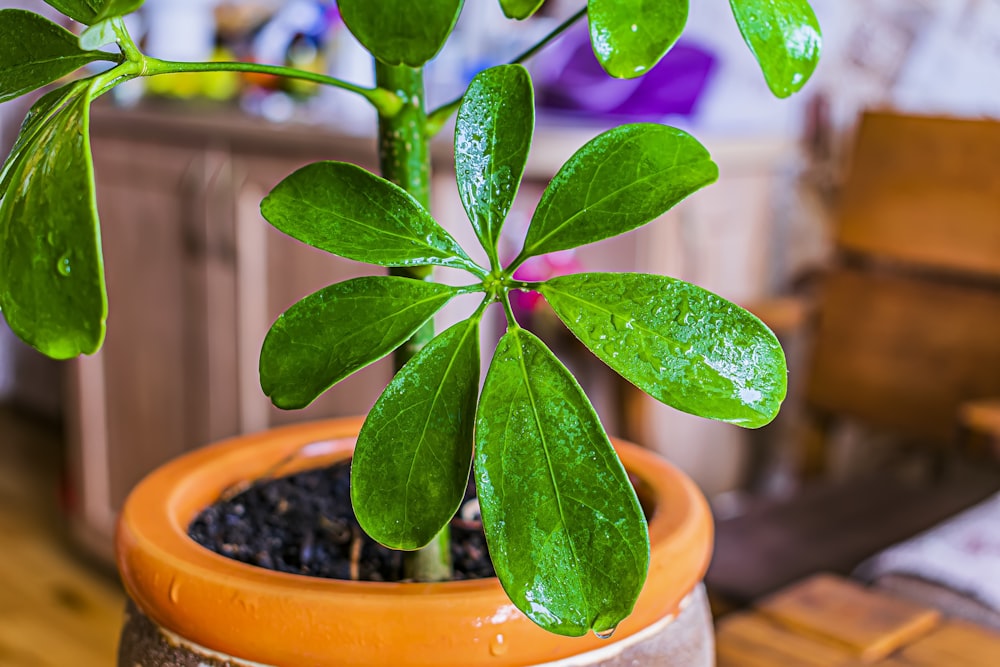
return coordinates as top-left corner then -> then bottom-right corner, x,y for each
1,0 -> 999,664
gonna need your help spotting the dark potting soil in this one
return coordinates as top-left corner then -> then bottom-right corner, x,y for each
188,461 -> 495,582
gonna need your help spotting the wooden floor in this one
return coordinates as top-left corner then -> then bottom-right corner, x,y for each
717,574 -> 1000,666
0,406 -> 123,666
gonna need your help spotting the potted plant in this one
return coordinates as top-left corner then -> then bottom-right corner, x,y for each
0,0 -> 820,664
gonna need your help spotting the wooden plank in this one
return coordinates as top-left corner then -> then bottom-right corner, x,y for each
0,615 -> 113,667
898,621 -> 1000,667
756,574 -> 940,662
716,611 -> 854,667
838,112 -> 1000,280
807,268 -> 1000,442
0,408 -> 124,667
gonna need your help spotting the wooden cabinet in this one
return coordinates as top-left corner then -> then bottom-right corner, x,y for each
66,105 -> 393,558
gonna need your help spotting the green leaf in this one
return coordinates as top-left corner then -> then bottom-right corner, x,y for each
1,81 -> 88,195
520,124 -> 717,260
455,65 -> 533,261
92,0 -> 143,22
353,318 -> 480,550
500,0 -> 545,20
338,0 -> 463,66
475,329 -> 649,636
540,273 -> 786,427
0,81 -> 106,359
261,161 -> 480,274
43,0 -> 143,25
588,0 -> 688,79
730,0 -> 821,98
79,18 -> 117,51
0,10 -> 111,104
259,276 -> 458,410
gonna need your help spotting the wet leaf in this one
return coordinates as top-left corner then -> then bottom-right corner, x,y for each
0,80 -> 106,359
338,0 -> 463,66
353,318 -> 480,550
43,0 -> 144,25
261,161 -> 480,274
730,0 -> 821,98
79,18 -> 117,51
93,0 -> 143,21
455,65 -> 533,259
540,273 -> 786,427
520,124 -> 717,259
0,10 -> 111,104
500,0 -> 545,20
1,81 -> 88,195
475,329 -> 648,636
588,0 -> 688,79
259,277 -> 458,410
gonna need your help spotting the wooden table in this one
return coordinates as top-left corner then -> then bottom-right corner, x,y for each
717,573 -> 1000,666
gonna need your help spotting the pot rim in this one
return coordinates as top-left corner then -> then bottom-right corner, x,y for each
116,417 -> 713,666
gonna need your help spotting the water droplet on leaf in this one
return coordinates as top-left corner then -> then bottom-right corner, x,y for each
611,314 -> 634,332
594,626 -> 617,640
56,254 -> 72,277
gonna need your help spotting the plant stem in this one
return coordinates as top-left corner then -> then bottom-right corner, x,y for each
501,291 -> 521,330
111,17 -> 142,63
375,61 -> 452,584
375,64 -> 432,216
510,6 -> 588,67
375,63 -> 436,369
141,57 -> 404,116
425,6 -> 588,135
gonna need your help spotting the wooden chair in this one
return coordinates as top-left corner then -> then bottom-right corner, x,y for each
707,111 -> 1000,606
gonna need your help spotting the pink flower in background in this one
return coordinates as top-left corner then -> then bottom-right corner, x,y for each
510,251 -> 584,323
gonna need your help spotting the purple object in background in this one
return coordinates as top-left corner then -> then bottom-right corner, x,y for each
537,27 -> 716,120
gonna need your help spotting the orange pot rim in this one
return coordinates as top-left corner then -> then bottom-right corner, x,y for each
116,418 -> 713,667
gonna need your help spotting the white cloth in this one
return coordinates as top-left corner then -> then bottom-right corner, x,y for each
857,492 -> 1000,611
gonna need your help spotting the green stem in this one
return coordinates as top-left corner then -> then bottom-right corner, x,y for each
141,57 -> 404,116
111,17 -> 142,64
501,291 -> 521,330
510,6 -> 588,66
425,6 -> 588,135
375,62 -> 451,584
376,63 -> 435,369
376,65 -> 432,215
403,527 -> 452,582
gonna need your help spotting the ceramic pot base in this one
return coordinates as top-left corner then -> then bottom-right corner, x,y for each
118,585 -> 714,667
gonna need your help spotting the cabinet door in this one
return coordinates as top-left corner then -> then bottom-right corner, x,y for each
69,139 -> 394,538
68,135 -> 224,542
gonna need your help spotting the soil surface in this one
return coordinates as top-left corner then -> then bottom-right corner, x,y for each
188,462 -> 495,581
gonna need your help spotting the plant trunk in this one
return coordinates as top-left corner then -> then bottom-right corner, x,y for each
374,61 -> 452,583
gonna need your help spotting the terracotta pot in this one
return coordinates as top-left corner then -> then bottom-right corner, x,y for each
116,418 -> 714,666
